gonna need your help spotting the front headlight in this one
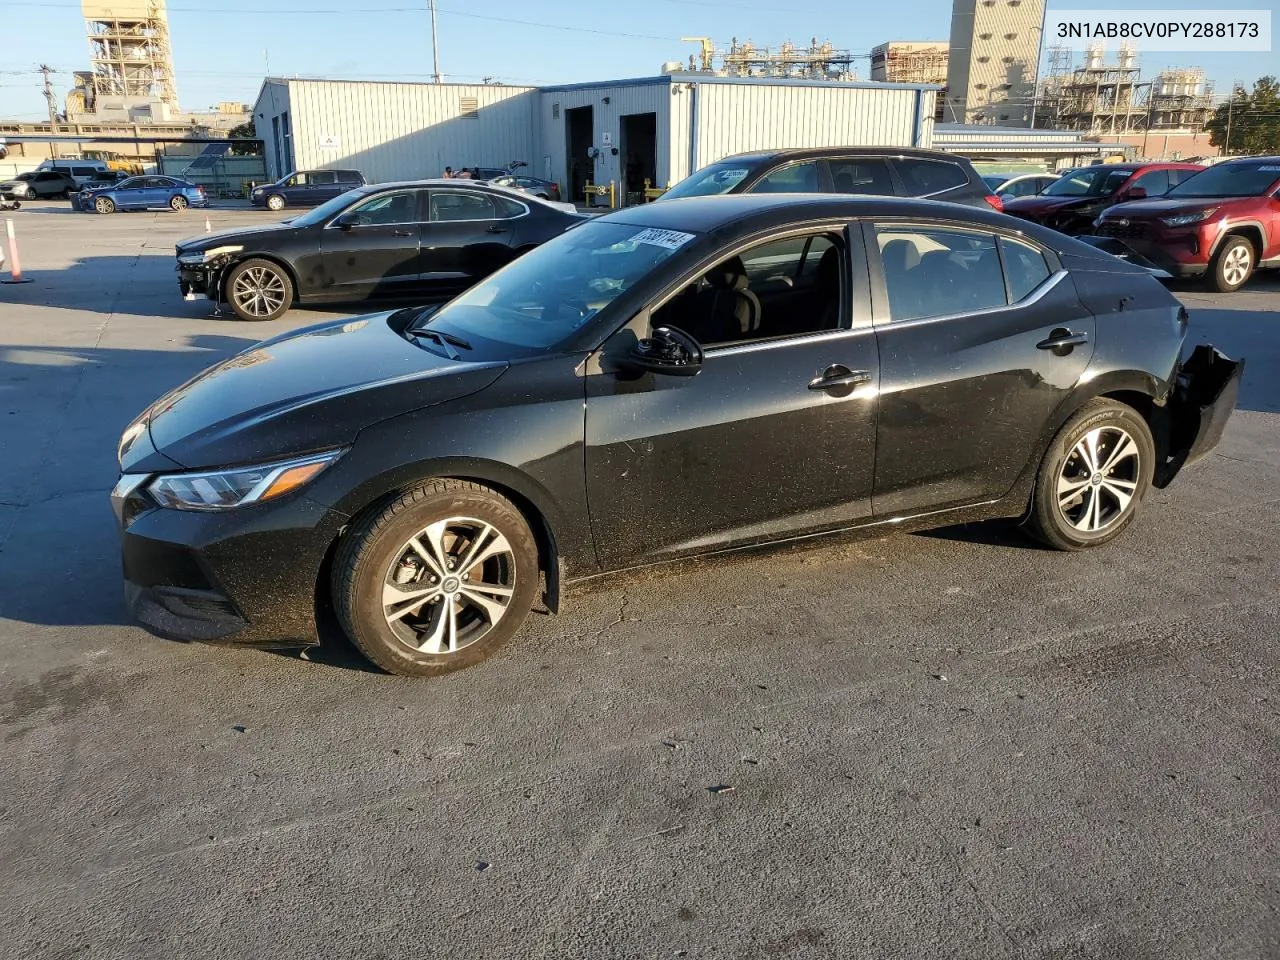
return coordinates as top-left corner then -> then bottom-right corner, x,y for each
177,244 -> 244,266
1161,208 -> 1217,227
148,449 -> 344,511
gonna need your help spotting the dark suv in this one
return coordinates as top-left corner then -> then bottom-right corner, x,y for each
1093,157 -> 1280,291
659,147 -> 1002,210
1002,162 -> 1202,235
251,169 -> 365,211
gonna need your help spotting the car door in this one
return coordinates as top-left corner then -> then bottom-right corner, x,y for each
113,177 -> 151,209
317,188 -> 426,299
282,173 -> 312,205
148,176 -> 179,206
867,221 -> 1095,518
583,225 -> 880,566
419,189 -> 518,294
310,170 -> 340,202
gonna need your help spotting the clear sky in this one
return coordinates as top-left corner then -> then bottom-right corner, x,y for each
0,0 -> 1275,120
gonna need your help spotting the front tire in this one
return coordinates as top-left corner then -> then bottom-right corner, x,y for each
224,258 -> 293,321
170,194 -> 189,211
1025,399 -> 1154,551
94,196 -> 116,214
266,194 -> 286,211
1207,235 -> 1254,292
333,480 -> 541,677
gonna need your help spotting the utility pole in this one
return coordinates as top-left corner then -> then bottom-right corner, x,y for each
38,64 -> 58,133
1224,84 -> 1238,156
428,0 -> 442,84
1141,82 -> 1154,158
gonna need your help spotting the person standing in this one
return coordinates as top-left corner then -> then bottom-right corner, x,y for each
443,166 -> 454,178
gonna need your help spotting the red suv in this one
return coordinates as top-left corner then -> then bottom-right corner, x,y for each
1002,162 -> 1202,235
1094,157 -> 1280,291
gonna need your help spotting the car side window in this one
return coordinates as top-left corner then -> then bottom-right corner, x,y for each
431,190 -> 497,221
894,159 -> 970,196
829,158 -> 896,196
750,161 -> 821,194
337,171 -> 363,184
348,190 -> 420,225
1130,169 -> 1169,195
652,231 -> 845,348
312,171 -> 338,184
875,225 -> 1006,321
491,195 -> 527,219
999,236 -> 1052,301
288,173 -> 308,187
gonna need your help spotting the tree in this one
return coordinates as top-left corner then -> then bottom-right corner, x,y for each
1205,76 -> 1280,156
226,121 -> 260,156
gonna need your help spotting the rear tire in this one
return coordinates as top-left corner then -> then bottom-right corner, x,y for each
1207,235 -> 1254,292
1024,398 -> 1154,551
170,194 -> 189,211
224,258 -> 293,321
333,480 -> 540,677
266,194 -> 286,212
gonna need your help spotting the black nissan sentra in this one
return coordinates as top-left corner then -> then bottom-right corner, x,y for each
113,195 -> 1243,677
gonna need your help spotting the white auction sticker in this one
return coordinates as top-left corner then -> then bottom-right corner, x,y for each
1045,10 -> 1271,51
629,228 -> 696,250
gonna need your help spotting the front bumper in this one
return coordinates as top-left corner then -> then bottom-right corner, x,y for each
113,474 -> 347,645
177,261 -> 222,300
1154,345 -> 1244,487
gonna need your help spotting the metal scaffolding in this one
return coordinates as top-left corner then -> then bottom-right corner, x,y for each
679,37 -> 858,81
81,0 -> 179,108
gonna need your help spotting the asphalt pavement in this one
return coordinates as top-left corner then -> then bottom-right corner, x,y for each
0,200 -> 1277,960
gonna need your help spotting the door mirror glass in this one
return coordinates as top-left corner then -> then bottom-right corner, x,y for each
626,325 -> 703,376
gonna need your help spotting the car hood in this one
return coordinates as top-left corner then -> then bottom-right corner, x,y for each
136,313 -> 508,469
1003,194 -> 1101,216
1099,196 -> 1259,219
176,221 -> 298,253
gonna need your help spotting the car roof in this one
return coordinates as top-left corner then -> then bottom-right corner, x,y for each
357,178 -> 563,206
719,146 -> 973,165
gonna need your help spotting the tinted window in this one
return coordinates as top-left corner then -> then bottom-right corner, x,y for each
311,171 -> 338,184
875,226 -> 1006,321
118,177 -> 146,189
829,158 -> 896,196
894,159 -> 969,195
151,177 -> 177,188
1167,161 -> 1280,198
72,167 -> 96,177
1044,167 -> 1134,197
653,232 -> 844,346
751,161 -> 821,194
1000,236 -> 1051,301
431,190 -> 496,221
1129,169 -> 1169,195
336,170 -> 363,183
349,190 -> 421,225
491,195 -> 527,219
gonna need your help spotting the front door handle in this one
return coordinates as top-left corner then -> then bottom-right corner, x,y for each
486,225 -> 508,234
1037,329 -> 1090,351
808,365 -> 872,391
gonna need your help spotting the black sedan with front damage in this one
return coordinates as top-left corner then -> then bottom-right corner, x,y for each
175,180 -> 583,321
115,195 -> 1242,677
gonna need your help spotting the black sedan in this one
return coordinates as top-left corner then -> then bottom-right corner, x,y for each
114,195 -> 1242,677
176,180 -> 584,322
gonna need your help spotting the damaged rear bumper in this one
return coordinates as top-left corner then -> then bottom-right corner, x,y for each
1154,344 -> 1244,488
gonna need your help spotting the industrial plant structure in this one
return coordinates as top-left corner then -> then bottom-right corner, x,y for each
671,38 -> 859,81
870,42 -> 950,86
945,0 -> 1046,125
75,0 -> 178,113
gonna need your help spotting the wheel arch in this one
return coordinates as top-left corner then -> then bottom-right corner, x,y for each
1210,221 -> 1266,259
320,456 -> 568,616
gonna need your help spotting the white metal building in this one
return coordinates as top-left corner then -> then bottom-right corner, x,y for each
253,74 -> 937,202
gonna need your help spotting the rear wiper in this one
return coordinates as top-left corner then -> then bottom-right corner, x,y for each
414,328 -> 472,360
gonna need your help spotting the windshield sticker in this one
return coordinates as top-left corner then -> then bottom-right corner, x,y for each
628,228 -> 696,250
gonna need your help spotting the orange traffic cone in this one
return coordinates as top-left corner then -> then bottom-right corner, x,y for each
1,218 -> 32,284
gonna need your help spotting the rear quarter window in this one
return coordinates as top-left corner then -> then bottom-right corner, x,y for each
337,171 -> 363,183
894,159 -> 970,196
999,237 -> 1052,301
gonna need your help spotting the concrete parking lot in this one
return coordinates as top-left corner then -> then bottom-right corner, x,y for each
1,199 -> 1277,960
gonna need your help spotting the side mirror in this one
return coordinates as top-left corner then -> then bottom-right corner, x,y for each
333,213 -> 357,230
1125,186 -> 1148,200
625,325 -> 703,377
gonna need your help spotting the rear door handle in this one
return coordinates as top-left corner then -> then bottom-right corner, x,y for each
808,365 -> 872,391
1037,329 -> 1090,351
486,225 -> 508,234
392,228 -> 414,237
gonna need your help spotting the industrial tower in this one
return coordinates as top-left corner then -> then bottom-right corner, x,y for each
81,0 -> 178,107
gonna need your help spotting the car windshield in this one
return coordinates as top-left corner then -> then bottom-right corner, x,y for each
1167,162 -> 1280,198
1043,167 -> 1132,197
662,160 -> 757,199
288,190 -> 368,227
412,220 -> 697,356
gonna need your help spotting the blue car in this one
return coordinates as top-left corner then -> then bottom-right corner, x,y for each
77,175 -> 208,214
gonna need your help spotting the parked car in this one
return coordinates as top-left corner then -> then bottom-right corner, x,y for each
250,169 -> 366,211
1091,156 -> 1280,291
983,172 -> 1061,199
0,170 -> 78,201
1002,162 -> 1202,235
113,194 -> 1242,676
177,180 -> 584,321
660,147 -> 1003,210
36,159 -> 113,189
486,173 -> 562,202
76,175 -> 208,214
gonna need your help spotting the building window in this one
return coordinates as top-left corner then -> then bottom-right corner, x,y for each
1005,32 -> 1018,39
979,32 -> 992,40
975,83 -> 988,90
1009,0 -> 1021,5
978,56 -> 990,63
552,102 -> 560,119
459,96 -> 479,119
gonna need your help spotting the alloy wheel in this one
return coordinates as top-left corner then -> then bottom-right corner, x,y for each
230,265 -> 287,319
171,195 -> 188,210
1222,244 -> 1252,287
1055,426 -> 1140,533
95,196 -> 113,214
381,517 -> 516,654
